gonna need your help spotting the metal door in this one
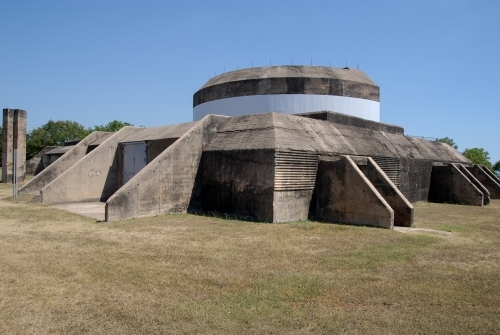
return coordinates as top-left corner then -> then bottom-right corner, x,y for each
122,142 -> 147,185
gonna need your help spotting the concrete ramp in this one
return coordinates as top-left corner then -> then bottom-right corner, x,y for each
356,157 -> 414,227
466,165 -> 500,199
52,202 -> 105,221
429,164 -> 484,206
19,131 -> 110,195
312,155 -> 394,229
40,127 -> 141,204
105,115 -> 228,221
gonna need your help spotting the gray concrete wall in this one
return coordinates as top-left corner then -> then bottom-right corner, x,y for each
106,115 -> 228,221
399,158 -> 434,203
147,138 -> 178,162
312,155 -> 394,229
428,164 -> 484,206
358,157 -> 413,227
273,190 -> 313,223
20,132 -> 110,195
467,165 -> 500,199
40,127 -> 141,204
200,149 -> 275,222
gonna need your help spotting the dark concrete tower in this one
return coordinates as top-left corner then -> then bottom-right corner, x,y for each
2,109 -> 27,183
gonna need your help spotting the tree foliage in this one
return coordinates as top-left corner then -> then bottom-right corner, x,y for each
26,120 -> 90,160
493,161 -> 500,174
25,119 -> 132,160
92,120 -> 133,132
462,148 -> 492,170
438,137 -> 458,149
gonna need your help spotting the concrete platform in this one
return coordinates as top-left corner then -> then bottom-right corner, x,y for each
52,202 -> 106,221
393,226 -> 452,235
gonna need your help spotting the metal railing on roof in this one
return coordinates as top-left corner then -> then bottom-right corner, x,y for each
406,135 -> 439,141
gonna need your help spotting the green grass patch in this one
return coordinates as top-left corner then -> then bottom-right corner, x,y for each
331,234 -> 440,269
1,192 -> 499,334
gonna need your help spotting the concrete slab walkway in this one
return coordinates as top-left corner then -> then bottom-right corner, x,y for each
52,202 -> 106,221
393,226 -> 452,235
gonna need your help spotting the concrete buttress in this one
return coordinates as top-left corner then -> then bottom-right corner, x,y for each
105,115 -> 228,221
312,155 -> 394,229
40,127 -> 142,204
466,165 -> 500,199
358,157 -> 414,227
20,131 -> 111,195
429,164 -> 484,206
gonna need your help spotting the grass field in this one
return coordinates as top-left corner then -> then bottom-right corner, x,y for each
0,181 -> 499,334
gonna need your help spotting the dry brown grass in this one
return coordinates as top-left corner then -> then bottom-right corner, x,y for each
0,181 -> 499,334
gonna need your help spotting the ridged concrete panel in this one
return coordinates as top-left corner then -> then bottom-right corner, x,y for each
274,151 -> 318,191
371,156 -> 401,188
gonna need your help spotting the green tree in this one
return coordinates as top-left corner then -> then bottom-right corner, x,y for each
92,120 -> 133,132
493,160 -> 500,174
438,137 -> 458,149
462,148 -> 492,170
26,120 -> 90,160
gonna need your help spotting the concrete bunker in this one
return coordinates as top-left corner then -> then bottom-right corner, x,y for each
197,111 -> 470,227
13,66 -> 496,229
18,111 -> 487,229
21,110 -> 490,228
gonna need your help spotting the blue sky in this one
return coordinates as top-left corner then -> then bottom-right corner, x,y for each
1,0 -> 499,163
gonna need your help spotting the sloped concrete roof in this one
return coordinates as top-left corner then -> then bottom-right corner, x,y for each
89,132 -> 113,145
43,132 -> 113,154
45,146 -> 74,155
199,66 -> 377,90
205,112 -> 470,163
121,122 -> 197,142
194,66 -> 380,107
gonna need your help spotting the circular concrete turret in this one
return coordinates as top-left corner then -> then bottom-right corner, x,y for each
193,65 -> 380,121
